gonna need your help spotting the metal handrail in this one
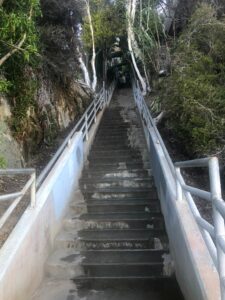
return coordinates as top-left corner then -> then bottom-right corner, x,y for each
36,80 -> 116,188
0,169 -> 36,230
175,157 -> 225,298
133,77 -> 225,299
0,80 -> 116,234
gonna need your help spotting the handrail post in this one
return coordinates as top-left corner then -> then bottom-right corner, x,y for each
85,113 -> 89,141
30,172 -> 36,208
175,167 -> 183,201
94,100 -> 97,123
209,158 -> 225,299
103,81 -> 106,106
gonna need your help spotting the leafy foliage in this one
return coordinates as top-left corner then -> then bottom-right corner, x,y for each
0,156 -> 7,168
134,0 -> 166,73
160,4 -> 225,157
82,0 -> 126,50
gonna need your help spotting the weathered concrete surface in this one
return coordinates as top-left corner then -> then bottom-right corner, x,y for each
141,100 -> 220,299
0,104 -> 106,300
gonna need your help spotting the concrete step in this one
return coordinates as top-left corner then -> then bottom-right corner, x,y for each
81,180 -> 153,190
87,157 -> 145,166
82,189 -> 155,200
81,249 -> 167,264
88,154 -> 142,163
64,213 -> 164,230
31,280 -> 78,300
89,149 -> 141,156
87,162 -> 150,171
31,278 -> 183,300
82,169 -> 151,179
73,277 -> 183,299
80,176 -> 152,185
78,229 -> 165,240
81,262 -> 163,277
55,229 -> 168,250
84,202 -> 160,214
46,250 -> 84,279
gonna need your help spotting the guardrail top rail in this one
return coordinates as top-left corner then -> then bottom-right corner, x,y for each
132,76 -> 225,299
0,168 -> 36,230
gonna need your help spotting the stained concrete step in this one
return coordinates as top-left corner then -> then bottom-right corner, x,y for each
87,162 -> 150,171
55,229 -> 168,250
81,249 -> 167,263
80,177 -> 151,185
46,249 -> 167,280
89,149 -> 142,156
82,189 -> 154,200
87,158 -> 145,166
46,250 -> 83,279
65,213 -> 164,230
81,180 -> 153,190
73,277 -> 183,299
82,262 -> 163,277
78,229 -> 165,240
31,278 -> 183,300
88,154 -> 142,163
84,202 -> 160,214
82,169 -> 151,179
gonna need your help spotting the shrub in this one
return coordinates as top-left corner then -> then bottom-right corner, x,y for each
161,4 -> 225,157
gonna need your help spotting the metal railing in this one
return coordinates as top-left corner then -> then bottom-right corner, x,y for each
175,157 -> 225,299
36,80 -> 116,188
0,80 -> 116,232
0,169 -> 36,230
132,78 -> 225,299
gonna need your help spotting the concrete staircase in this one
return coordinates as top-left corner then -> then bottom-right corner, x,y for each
32,90 -> 183,300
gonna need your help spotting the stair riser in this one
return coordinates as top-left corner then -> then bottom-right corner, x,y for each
82,170 -> 150,179
83,192 -> 154,200
88,155 -> 142,163
78,229 -> 164,239
55,239 -> 154,251
86,204 -> 159,214
82,264 -> 163,277
87,163 -> 150,171
82,250 -> 167,263
81,182 -> 153,190
65,219 -> 163,230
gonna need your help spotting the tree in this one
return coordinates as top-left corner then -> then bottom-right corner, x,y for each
82,0 -> 126,88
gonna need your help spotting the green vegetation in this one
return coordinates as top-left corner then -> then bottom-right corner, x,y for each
0,0 -> 41,138
158,4 -> 225,157
83,0 -> 126,50
0,156 -> 7,168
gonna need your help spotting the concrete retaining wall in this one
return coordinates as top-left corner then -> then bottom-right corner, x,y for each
0,107 -> 105,300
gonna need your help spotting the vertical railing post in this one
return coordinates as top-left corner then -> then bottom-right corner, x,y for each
175,167 -> 183,201
209,157 -> 225,300
103,81 -> 106,106
85,113 -> 89,141
30,172 -> 36,208
94,100 -> 97,123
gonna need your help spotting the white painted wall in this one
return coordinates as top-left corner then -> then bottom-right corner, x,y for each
0,132 -> 84,300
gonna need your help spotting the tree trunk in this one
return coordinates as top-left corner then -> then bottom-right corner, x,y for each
85,0 -> 97,91
127,0 -> 147,95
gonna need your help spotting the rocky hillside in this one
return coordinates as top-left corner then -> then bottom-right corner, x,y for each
0,0 -> 93,167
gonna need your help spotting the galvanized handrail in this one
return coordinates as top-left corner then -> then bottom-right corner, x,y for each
0,169 -> 36,230
132,77 -> 225,299
36,80 -> 116,188
175,157 -> 225,297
